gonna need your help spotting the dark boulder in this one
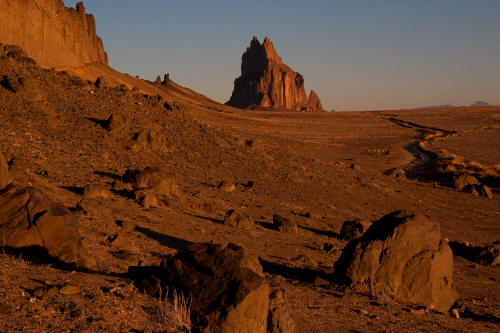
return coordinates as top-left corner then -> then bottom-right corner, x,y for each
130,243 -> 293,332
272,214 -> 298,234
122,167 -> 179,199
94,76 -> 109,88
340,218 -> 372,241
463,184 -> 493,199
334,211 -> 457,312
0,186 -> 81,264
223,209 -> 255,230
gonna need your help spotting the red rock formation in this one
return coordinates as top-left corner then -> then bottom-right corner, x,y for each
0,0 -> 108,68
227,36 -> 323,112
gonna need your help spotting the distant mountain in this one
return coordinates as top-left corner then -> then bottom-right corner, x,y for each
416,105 -> 455,110
470,101 -> 490,107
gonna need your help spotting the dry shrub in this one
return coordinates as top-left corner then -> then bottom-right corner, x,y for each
156,287 -> 192,333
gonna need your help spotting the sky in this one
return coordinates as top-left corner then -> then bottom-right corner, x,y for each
64,0 -> 500,111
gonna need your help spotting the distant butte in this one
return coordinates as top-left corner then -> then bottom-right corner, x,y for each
227,36 -> 324,112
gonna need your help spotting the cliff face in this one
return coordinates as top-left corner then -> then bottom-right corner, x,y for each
0,0 -> 107,68
227,37 -> 323,112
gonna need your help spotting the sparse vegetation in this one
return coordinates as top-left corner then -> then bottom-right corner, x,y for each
156,287 -> 192,333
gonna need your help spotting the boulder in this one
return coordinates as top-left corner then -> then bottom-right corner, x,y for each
449,240 -> 500,266
130,243 -> 293,333
340,219 -> 372,241
272,214 -> 298,234
122,167 -> 179,199
135,189 -> 158,209
463,184 -> 492,199
95,76 -> 109,89
0,186 -> 81,264
0,151 -> 11,191
334,211 -> 457,312
454,174 -> 480,192
227,36 -> 323,112
224,209 -> 255,230
83,184 -> 111,199
384,168 -> 406,178
1,74 -> 23,93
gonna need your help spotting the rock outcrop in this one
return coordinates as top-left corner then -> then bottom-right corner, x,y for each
227,37 -> 323,112
130,242 -> 295,332
0,0 -> 108,68
334,211 -> 458,312
0,150 -> 81,265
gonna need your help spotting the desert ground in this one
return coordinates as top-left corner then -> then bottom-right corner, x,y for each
0,46 -> 498,333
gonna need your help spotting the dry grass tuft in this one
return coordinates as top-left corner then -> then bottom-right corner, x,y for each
157,287 -> 192,333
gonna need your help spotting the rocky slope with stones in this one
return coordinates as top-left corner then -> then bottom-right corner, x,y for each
0,18 -> 500,333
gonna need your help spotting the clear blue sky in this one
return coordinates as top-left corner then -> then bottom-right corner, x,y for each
64,0 -> 500,111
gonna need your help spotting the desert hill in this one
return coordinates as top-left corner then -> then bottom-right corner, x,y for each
471,101 -> 490,107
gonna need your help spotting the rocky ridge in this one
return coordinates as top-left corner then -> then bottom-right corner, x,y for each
0,0 -> 107,68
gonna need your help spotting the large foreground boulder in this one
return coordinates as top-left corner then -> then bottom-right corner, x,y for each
0,186 -> 81,264
130,243 -> 294,333
334,211 -> 457,312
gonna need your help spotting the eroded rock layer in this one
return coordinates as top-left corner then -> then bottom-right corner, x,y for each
227,37 -> 323,112
0,0 -> 107,68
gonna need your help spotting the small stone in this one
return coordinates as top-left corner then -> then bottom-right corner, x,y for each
451,308 -> 460,319
83,184 -> 111,199
223,209 -> 255,230
135,189 -> 158,208
218,180 -> 236,192
115,220 -> 136,232
273,214 -> 299,233
59,284 -> 80,295
47,286 -> 59,296
95,76 -> 109,88
33,287 -> 47,299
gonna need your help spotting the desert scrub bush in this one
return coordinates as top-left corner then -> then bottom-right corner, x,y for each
156,287 -> 192,333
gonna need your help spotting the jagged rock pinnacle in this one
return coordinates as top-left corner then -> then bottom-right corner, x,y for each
227,36 -> 324,111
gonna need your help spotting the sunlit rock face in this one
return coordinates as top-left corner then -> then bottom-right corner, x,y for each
227,36 -> 323,112
0,0 -> 108,68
